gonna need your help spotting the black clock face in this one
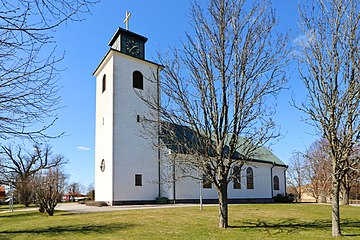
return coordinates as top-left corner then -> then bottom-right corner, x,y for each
126,39 -> 141,56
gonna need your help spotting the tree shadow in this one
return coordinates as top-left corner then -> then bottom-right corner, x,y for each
0,212 -> 44,219
0,223 -> 136,236
229,218 -> 360,236
339,219 -> 360,237
0,211 -> 73,219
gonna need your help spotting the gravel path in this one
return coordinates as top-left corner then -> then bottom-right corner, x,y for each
1,202 -> 358,214
55,203 -> 200,213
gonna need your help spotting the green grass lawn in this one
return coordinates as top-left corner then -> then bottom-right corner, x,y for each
0,204 -> 36,211
0,204 -> 359,239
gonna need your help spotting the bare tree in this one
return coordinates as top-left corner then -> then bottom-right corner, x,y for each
86,183 -> 95,201
143,0 -> 288,228
297,0 -> 360,236
0,144 -> 67,206
67,181 -> 83,202
349,173 -> 360,200
287,152 -> 306,201
0,0 -> 97,140
304,139 -> 332,203
34,167 -> 67,216
341,147 -> 360,205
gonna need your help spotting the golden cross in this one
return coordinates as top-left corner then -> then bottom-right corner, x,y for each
124,11 -> 131,30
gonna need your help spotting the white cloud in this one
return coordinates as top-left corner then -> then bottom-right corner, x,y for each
77,146 -> 90,151
293,30 -> 316,48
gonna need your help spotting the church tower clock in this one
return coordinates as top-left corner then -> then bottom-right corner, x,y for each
109,27 -> 146,59
93,13 -> 163,205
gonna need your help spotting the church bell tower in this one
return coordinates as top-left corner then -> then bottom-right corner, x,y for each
93,13 -> 163,205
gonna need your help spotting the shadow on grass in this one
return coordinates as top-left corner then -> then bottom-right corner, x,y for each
0,235 -> 9,240
0,212 -> 45,219
0,223 -> 136,236
0,210 -> 73,219
229,218 -> 360,236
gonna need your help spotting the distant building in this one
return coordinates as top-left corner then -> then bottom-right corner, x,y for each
62,193 -> 89,202
0,186 -> 6,202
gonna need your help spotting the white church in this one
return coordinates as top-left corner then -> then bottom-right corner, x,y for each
93,20 -> 287,205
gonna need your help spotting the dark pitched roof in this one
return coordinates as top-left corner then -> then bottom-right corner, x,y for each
108,27 -> 148,47
160,123 -> 286,167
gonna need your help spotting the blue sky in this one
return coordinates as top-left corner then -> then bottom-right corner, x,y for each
47,0 -> 317,188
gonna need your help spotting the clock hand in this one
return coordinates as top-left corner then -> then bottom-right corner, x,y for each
129,45 -> 139,52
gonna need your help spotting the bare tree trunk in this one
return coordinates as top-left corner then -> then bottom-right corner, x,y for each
46,208 -> 55,216
320,194 -> 327,203
342,175 -> 352,205
218,186 -> 228,228
342,187 -> 350,205
332,177 -> 341,237
20,189 -> 32,207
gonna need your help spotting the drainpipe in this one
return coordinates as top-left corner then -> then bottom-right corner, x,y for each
157,66 -> 161,198
270,162 -> 275,198
199,172 -> 203,210
172,155 -> 176,204
284,165 -> 288,196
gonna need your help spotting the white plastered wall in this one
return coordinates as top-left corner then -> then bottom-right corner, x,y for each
112,52 -> 160,202
160,153 -> 286,201
94,55 -> 114,203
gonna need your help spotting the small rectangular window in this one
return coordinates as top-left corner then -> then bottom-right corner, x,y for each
135,174 -> 142,186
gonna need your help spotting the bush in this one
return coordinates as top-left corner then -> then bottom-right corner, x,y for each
85,201 -> 108,207
156,197 -> 168,204
273,193 -> 295,203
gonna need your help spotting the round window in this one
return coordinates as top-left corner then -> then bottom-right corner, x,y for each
100,159 -> 105,172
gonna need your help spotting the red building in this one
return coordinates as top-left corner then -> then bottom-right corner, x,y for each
0,186 -> 6,200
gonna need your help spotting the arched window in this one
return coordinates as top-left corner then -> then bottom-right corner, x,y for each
233,166 -> 241,189
246,167 -> 254,189
133,71 -> 143,90
273,175 -> 280,190
102,74 -> 106,93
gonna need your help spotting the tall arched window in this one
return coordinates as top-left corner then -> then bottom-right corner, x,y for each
102,74 -> 106,93
133,71 -> 143,90
273,175 -> 280,190
246,167 -> 254,189
233,166 -> 241,189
